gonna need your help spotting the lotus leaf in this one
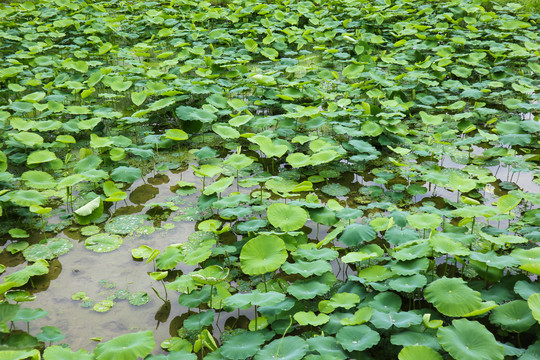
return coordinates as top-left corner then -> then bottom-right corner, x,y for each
370,310 -> 422,329
85,233 -> 123,253
4,260 -> 49,287
21,171 -> 55,189
184,310 -> 214,331
221,332 -> 266,360
111,166 -> 142,183
255,336 -> 307,360
489,300 -> 535,332
267,203 -> 308,232
398,345 -> 443,360
282,259 -> 332,277
13,308 -> 48,322
105,215 -> 146,235
43,345 -> 93,360
389,274 -> 427,293
425,277 -> 484,317
339,224 -> 376,247
294,311 -> 329,326
23,238 -> 72,262
94,330 -> 155,360
288,277 -> 331,300
514,281 -> 540,300
9,190 -> 46,207
437,319 -> 504,360
336,325 -> 380,352
529,293 -> 540,323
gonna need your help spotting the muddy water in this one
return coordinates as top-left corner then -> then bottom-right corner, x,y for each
3,144 -> 537,353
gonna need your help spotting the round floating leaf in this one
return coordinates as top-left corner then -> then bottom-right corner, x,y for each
111,166 -> 141,183
85,233 -> 123,253
9,190 -> 46,207
255,336 -> 307,360
306,336 -> 347,360
165,129 -> 188,141
294,311 -> 330,326
336,325 -> 380,352
398,345 -> 443,360
81,225 -> 100,237
389,275 -> 427,293
425,277 -> 483,317
406,213 -> 442,230
221,332 -> 266,360
490,300 -> 535,332
95,330 -> 155,360
184,310 -> 214,331
528,293 -> 540,324
282,259 -> 332,277
240,234 -> 287,275
21,171 -> 55,189
267,203 -> 308,232
339,224 -> 376,247
128,291 -> 151,306
27,150 -> 57,165
105,215 -> 146,235
287,277 -> 330,300
321,184 -> 349,197
437,319 -> 504,360
43,345 -> 93,360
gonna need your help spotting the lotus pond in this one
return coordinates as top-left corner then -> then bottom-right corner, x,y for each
1,0 -> 540,359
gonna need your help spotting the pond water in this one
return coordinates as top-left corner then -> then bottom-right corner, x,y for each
2,138 -> 537,354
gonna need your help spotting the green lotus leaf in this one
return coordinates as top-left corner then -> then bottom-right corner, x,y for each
221,331 -> 266,360
190,265 -> 229,285
111,166 -> 141,183
321,184 -> 349,197
23,238 -> 72,262
389,274 -> 427,293
236,219 -> 268,232
240,234 -> 287,275
255,336 -> 307,360
14,132 -> 43,147
419,111 -> 443,126
391,331 -> 441,350
306,336 -> 347,360
74,196 -> 101,217
4,260 -> 49,287
267,203 -> 308,232
288,277 -> 331,300
496,194 -> 521,214
56,174 -> 86,189
9,190 -> 46,207
398,345 -> 443,360
229,114 -> 253,127
36,326 -> 65,344
528,293 -> 540,323
336,325 -> 380,352
6,241 -> 29,255
425,277 -> 483,317
452,206 -> 497,218
286,153 -> 311,168
26,150 -> 57,165
225,290 -> 285,309
469,251 -> 520,269
357,265 -> 393,282
370,310 -> 422,329
292,246 -> 339,261
203,176 -> 234,195
340,307 -> 373,326
429,234 -> 470,256
74,155 -> 102,173
388,258 -> 429,276
13,307 -> 48,322
156,247 -> 184,270
85,233 -> 123,253
165,129 -> 188,141
392,240 -> 431,261
95,330 -> 155,360
489,300 -> 535,332
448,173 -> 477,193
339,224 -> 376,247
192,164 -> 222,178
213,124 -> 240,139
224,154 -> 254,170
282,259 -> 332,277
328,292 -> 361,310
406,213 -> 441,230
175,106 -> 217,123
43,345 -> 93,360
131,91 -> 147,106
437,319 -> 503,360
128,291 -> 150,306
105,215 -> 146,235
0,349 -> 40,360
294,311 -> 330,326
178,286 -> 211,307
5,290 -> 35,303
310,150 -> 339,165
514,280 -> 540,300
